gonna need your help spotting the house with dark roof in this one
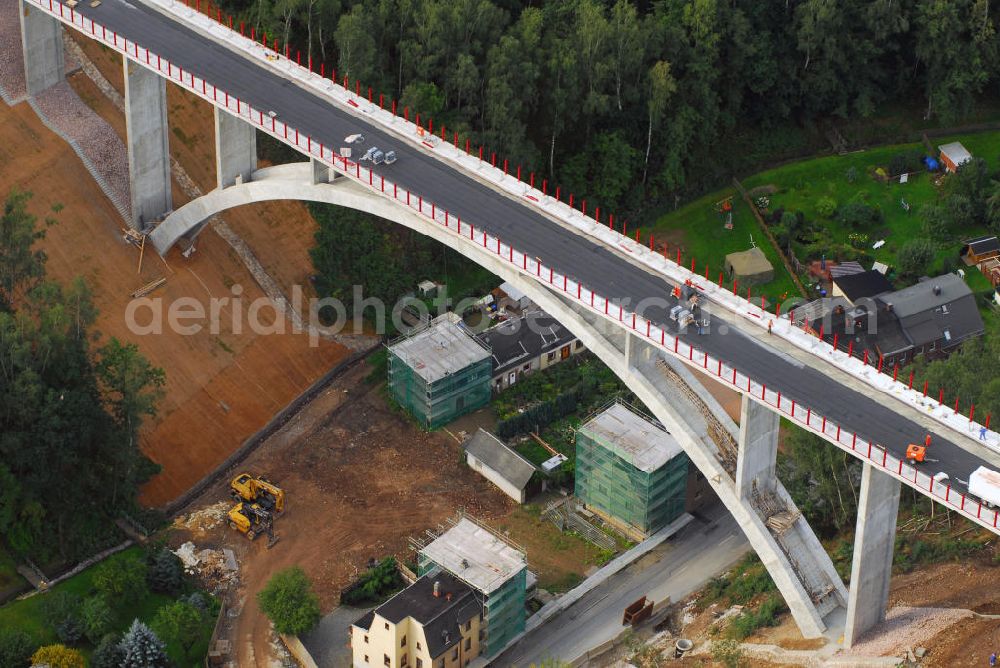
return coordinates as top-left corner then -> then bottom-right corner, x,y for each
464,429 -> 536,503
962,236 -> 1000,265
880,274 -> 984,359
806,273 -> 984,366
475,313 -> 583,391
831,270 -> 893,304
350,572 -> 483,668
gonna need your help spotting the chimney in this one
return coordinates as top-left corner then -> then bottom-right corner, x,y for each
433,580 -> 441,598
446,592 -> 453,602
933,285 -> 941,296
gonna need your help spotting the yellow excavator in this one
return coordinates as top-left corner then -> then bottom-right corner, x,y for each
227,502 -> 279,547
229,473 -> 285,513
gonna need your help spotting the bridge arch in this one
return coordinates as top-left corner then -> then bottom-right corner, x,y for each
151,161 -> 844,639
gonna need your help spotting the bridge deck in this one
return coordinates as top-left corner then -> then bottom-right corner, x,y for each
48,0 -> 1000,509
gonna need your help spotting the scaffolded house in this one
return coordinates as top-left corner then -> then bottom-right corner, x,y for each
387,317 -> 492,429
415,517 -> 528,659
575,402 -> 690,539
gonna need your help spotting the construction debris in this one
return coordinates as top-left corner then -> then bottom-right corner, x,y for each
173,541 -> 240,593
172,500 -> 231,537
131,276 -> 166,298
765,510 -> 801,534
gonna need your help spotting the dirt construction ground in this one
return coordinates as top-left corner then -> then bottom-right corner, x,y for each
169,359 -> 516,667
0,32 -> 354,506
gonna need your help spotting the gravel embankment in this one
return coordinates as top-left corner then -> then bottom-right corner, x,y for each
846,605 -> 974,657
0,0 -> 27,102
31,80 -> 131,219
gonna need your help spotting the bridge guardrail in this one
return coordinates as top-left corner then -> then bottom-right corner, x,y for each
142,0 -> 1000,457
122,0 -> 1000,455
33,0 -> 1000,534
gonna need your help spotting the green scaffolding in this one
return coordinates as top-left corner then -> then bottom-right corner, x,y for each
417,555 -> 526,658
387,349 -> 491,429
480,568 -> 526,656
574,425 -> 689,535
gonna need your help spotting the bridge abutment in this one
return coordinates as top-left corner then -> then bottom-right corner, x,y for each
124,58 -> 172,229
18,0 -> 64,95
736,394 -> 780,499
844,462 -> 901,648
215,107 -> 257,189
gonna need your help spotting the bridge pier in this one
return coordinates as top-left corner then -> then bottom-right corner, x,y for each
736,394 -> 780,499
18,0 -> 65,95
311,157 -> 339,185
124,58 -> 172,229
215,108 -> 257,189
146,169 -> 851,642
844,463 -> 901,647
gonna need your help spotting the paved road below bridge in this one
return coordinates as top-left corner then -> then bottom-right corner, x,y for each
497,504 -> 748,666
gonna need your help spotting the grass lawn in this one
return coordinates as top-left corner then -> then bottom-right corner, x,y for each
740,131 -> 1000,279
648,130 -> 1000,304
497,503 -> 618,592
644,189 -> 800,303
0,546 -> 215,667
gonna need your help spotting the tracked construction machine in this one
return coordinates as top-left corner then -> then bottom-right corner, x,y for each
226,473 -> 285,547
229,473 -> 285,512
227,502 -> 279,547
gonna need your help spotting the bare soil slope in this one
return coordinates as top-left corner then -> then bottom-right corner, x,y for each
1,49 -> 352,506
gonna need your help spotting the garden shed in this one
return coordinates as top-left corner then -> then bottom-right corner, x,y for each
961,236 -> 1000,265
938,142 -> 972,173
725,247 -> 774,285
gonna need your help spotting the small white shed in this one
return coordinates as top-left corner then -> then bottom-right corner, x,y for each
464,429 -> 536,503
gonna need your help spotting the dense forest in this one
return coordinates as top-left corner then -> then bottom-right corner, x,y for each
0,191 -> 165,563
235,0 -> 998,214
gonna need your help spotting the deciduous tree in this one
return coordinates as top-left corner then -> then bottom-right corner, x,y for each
30,644 -> 85,668
257,567 -> 321,635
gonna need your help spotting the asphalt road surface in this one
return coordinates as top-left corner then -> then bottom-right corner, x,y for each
67,0 -> 998,491
497,505 -> 748,666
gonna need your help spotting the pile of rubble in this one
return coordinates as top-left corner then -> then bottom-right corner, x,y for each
173,541 -> 239,594
172,501 -> 231,537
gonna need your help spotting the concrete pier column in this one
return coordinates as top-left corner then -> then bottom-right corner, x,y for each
215,108 -> 257,189
624,330 -> 636,369
844,463 -> 901,647
124,58 -> 172,229
19,0 -> 65,95
735,394 -> 780,499
311,158 -> 337,185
